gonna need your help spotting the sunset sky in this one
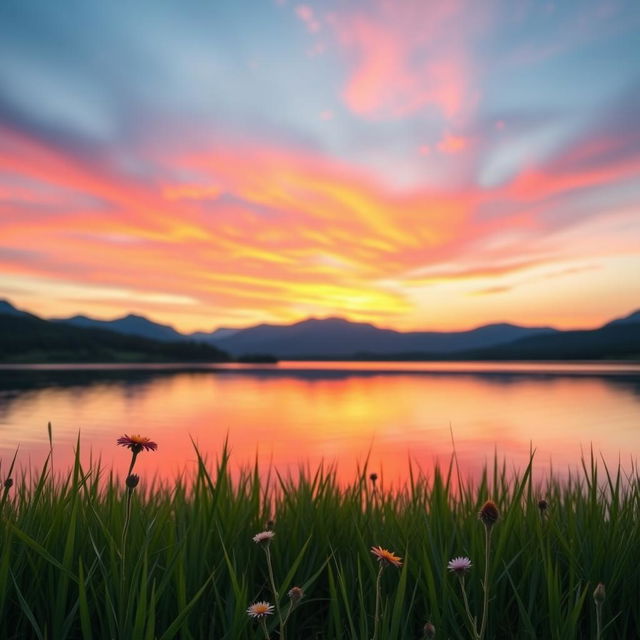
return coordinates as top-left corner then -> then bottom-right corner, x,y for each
1,0 -> 639,333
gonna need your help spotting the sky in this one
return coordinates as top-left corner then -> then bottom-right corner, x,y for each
0,0 -> 639,333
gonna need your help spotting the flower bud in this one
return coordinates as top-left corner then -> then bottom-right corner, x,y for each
3,478 -> 13,489
538,499 -> 548,513
126,474 -> 140,489
423,622 -> 436,638
593,582 -> 606,604
479,500 -> 499,529
287,586 -> 304,604
369,472 -> 378,484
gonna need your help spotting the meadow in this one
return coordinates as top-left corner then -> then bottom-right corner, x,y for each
0,434 -> 637,639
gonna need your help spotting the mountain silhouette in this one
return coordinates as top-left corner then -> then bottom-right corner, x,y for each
54,313 -> 187,342
0,307 -> 230,364
212,316 -> 559,357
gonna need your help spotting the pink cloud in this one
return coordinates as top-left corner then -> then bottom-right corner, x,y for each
331,0 -> 480,120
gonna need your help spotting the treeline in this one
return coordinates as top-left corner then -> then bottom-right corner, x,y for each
0,313 -> 231,363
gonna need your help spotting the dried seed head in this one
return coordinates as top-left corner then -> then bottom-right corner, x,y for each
126,474 -> 140,489
593,582 -> 606,604
479,500 -> 499,529
287,586 -> 304,604
423,622 -> 436,639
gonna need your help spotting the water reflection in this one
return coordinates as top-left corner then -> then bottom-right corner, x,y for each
0,364 -> 639,485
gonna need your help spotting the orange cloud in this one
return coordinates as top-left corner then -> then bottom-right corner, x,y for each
1,122 -> 638,333
0,128 -> 478,329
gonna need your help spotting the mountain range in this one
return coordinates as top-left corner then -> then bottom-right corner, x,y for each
49,304 -> 560,355
1,299 -> 639,361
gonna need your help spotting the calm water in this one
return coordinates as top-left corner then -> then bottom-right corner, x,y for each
1,362 -> 639,484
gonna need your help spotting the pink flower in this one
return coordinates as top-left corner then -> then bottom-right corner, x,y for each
116,434 -> 158,453
252,530 -> 275,545
447,556 -> 472,575
247,601 -> 274,619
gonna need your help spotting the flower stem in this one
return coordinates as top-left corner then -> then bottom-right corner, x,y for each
283,601 -> 294,627
478,526 -> 492,640
596,602 -> 602,640
127,450 -> 139,478
120,448 -> 139,585
458,576 -> 480,640
372,564 -> 384,640
265,547 -> 284,640
120,487 -> 133,583
260,617 -> 271,640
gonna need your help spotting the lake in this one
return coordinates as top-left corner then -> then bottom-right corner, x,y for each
1,362 -> 639,485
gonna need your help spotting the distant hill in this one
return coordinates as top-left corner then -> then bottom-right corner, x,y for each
0,299 -> 29,316
604,309 -> 640,328
458,319 -> 640,361
190,327 -> 240,343
0,312 -> 231,363
212,316 -> 559,357
53,313 -> 188,342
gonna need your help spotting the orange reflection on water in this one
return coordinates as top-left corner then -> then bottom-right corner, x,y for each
0,364 -> 639,486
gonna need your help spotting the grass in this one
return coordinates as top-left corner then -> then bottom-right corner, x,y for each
0,438 -> 638,639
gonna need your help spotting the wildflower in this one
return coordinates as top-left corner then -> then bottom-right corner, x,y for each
371,546 -> 403,568
126,474 -> 140,489
116,434 -> 158,453
247,601 -> 275,619
479,500 -> 499,529
423,621 -> 436,638
287,586 -> 304,604
593,582 -> 606,604
253,530 -> 275,545
447,556 -> 472,576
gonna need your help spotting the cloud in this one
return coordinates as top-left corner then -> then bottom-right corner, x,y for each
329,0 -> 482,120
2,107 -> 639,330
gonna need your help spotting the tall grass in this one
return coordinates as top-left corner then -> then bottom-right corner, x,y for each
0,439 -> 638,638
